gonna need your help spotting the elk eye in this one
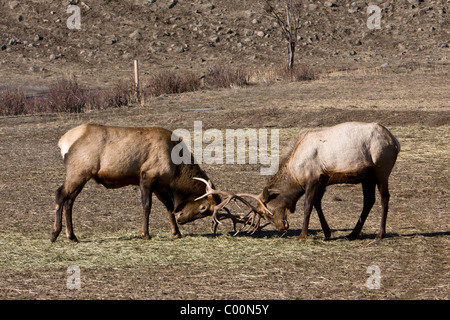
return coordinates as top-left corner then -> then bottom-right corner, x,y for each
199,204 -> 207,212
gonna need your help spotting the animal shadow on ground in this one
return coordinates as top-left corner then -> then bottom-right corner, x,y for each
74,229 -> 449,243
204,228 -> 450,241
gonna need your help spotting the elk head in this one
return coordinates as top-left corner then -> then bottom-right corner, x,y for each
174,197 -> 217,224
254,187 -> 305,232
187,177 -> 273,235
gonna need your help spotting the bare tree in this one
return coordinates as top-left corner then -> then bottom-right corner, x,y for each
264,0 -> 302,69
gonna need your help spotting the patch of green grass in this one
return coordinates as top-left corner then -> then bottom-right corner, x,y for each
0,230 -> 352,272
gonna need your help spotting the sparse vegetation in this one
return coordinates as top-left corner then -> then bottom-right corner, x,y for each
0,64 -> 320,116
277,63 -> 317,81
203,65 -> 249,89
143,69 -> 202,97
0,77 -> 134,116
0,70 -> 448,299
0,0 -> 448,301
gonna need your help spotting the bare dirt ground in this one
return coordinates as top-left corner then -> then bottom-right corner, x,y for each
0,70 -> 449,300
0,0 -> 449,301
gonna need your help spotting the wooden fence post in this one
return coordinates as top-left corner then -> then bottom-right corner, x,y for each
134,59 -> 140,103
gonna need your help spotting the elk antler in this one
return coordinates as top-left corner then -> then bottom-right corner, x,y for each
193,177 -> 272,235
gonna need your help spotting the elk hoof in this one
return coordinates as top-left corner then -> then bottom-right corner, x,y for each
298,233 -> 308,240
172,233 -> 182,239
68,235 -> 79,243
346,232 -> 359,240
375,230 -> 385,240
50,233 -> 59,243
142,234 -> 152,240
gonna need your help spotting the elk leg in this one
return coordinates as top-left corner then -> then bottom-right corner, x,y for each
168,212 -> 182,238
139,172 -> 153,240
314,184 -> 331,240
64,181 -> 86,242
348,180 -> 376,239
376,180 -> 390,239
64,196 -> 78,242
52,180 -> 85,242
298,182 -> 318,240
139,183 -> 152,240
51,186 -> 65,242
155,191 -> 181,239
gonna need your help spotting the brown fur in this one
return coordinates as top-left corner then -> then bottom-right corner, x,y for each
257,122 -> 400,240
51,124 -> 220,242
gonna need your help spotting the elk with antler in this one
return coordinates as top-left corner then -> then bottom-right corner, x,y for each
182,177 -> 272,235
242,122 -> 400,240
52,124 -> 228,242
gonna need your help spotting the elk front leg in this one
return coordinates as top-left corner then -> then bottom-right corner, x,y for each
313,182 -> 331,240
155,191 -> 181,239
314,200 -> 331,240
168,211 -> 181,239
298,182 -> 319,240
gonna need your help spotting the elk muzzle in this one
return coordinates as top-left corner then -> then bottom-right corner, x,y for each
274,218 -> 289,232
175,211 -> 187,224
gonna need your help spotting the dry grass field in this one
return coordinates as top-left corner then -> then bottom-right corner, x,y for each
1,0 -> 449,303
0,69 -> 448,300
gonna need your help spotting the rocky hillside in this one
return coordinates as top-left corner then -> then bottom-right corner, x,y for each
0,0 -> 448,87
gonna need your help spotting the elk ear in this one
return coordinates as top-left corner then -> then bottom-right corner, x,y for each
263,187 -> 282,203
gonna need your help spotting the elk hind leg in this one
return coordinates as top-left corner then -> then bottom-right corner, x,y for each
52,180 -> 86,242
139,175 -> 155,240
51,185 -> 65,242
376,180 -> 390,239
348,180 -> 376,239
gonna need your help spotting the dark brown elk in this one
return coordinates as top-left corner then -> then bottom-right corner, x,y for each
52,124 -> 224,242
247,122 -> 401,240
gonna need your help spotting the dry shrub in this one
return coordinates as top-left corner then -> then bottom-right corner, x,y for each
204,65 -> 249,88
85,80 -> 133,111
143,66 -> 249,98
278,64 -> 317,81
143,70 -> 202,97
108,80 -> 134,107
0,88 -> 27,116
0,88 -> 50,115
46,77 -> 87,113
0,78 -> 134,116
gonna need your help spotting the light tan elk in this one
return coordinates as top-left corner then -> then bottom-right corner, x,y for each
52,124 -> 228,242
246,122 -> 401,240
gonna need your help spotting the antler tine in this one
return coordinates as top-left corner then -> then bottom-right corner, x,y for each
193,177 -> 272,235
193,177 -> 213,201
193,177 -> 212,188
194,177 -> 239,201
193,177 -> 241,226
235,193 -> 273,216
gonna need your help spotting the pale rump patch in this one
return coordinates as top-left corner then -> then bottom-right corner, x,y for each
58,124 -> 88,159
